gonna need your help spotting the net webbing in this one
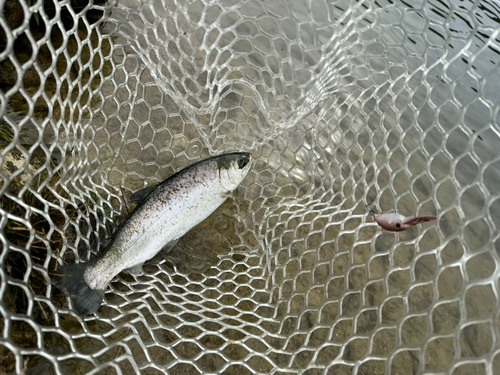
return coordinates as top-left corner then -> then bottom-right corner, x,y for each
0,0 -> 499,373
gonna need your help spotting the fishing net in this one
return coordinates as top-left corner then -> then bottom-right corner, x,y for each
1,0 -> 499,373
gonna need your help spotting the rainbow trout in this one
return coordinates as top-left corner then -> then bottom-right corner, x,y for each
52,153 -> 252,315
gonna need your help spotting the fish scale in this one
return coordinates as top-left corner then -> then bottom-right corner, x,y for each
88,168 -> 222,288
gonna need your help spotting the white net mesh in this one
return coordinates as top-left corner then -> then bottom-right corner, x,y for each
1,0 -> 499,373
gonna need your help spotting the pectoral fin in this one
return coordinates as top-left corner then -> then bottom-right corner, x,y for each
124,262 -> 144,275
129,185 -> 157,204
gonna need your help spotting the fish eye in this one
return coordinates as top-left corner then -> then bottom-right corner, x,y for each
237,155 -> 249,169
396,223 -> 401,228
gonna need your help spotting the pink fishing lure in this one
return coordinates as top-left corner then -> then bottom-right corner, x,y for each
369,210 -> 436,232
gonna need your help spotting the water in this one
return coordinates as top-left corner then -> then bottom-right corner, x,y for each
0,0 -> 499,374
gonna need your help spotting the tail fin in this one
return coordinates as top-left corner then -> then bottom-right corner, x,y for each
402,215 -> 437,226
52,263 -> 105,316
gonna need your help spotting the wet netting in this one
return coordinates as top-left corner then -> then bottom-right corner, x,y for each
1,0 -> 499,373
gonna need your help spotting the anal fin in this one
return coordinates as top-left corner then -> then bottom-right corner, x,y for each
124,238 -> 180,275
162,238 -> 180,254
124,262 -> 144,275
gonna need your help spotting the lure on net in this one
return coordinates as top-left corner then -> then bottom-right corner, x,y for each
366,205 -> 436,232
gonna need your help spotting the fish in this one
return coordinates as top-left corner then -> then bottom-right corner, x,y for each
367,207 -> 436,232
52,152 -> 252,316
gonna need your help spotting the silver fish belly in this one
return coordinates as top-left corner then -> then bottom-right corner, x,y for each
52,152 -> 252,315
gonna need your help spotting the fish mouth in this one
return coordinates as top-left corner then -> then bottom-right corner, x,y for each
216,152 -> 252,192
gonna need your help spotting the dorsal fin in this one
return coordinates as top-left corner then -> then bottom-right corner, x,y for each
129,185 -> 157,204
